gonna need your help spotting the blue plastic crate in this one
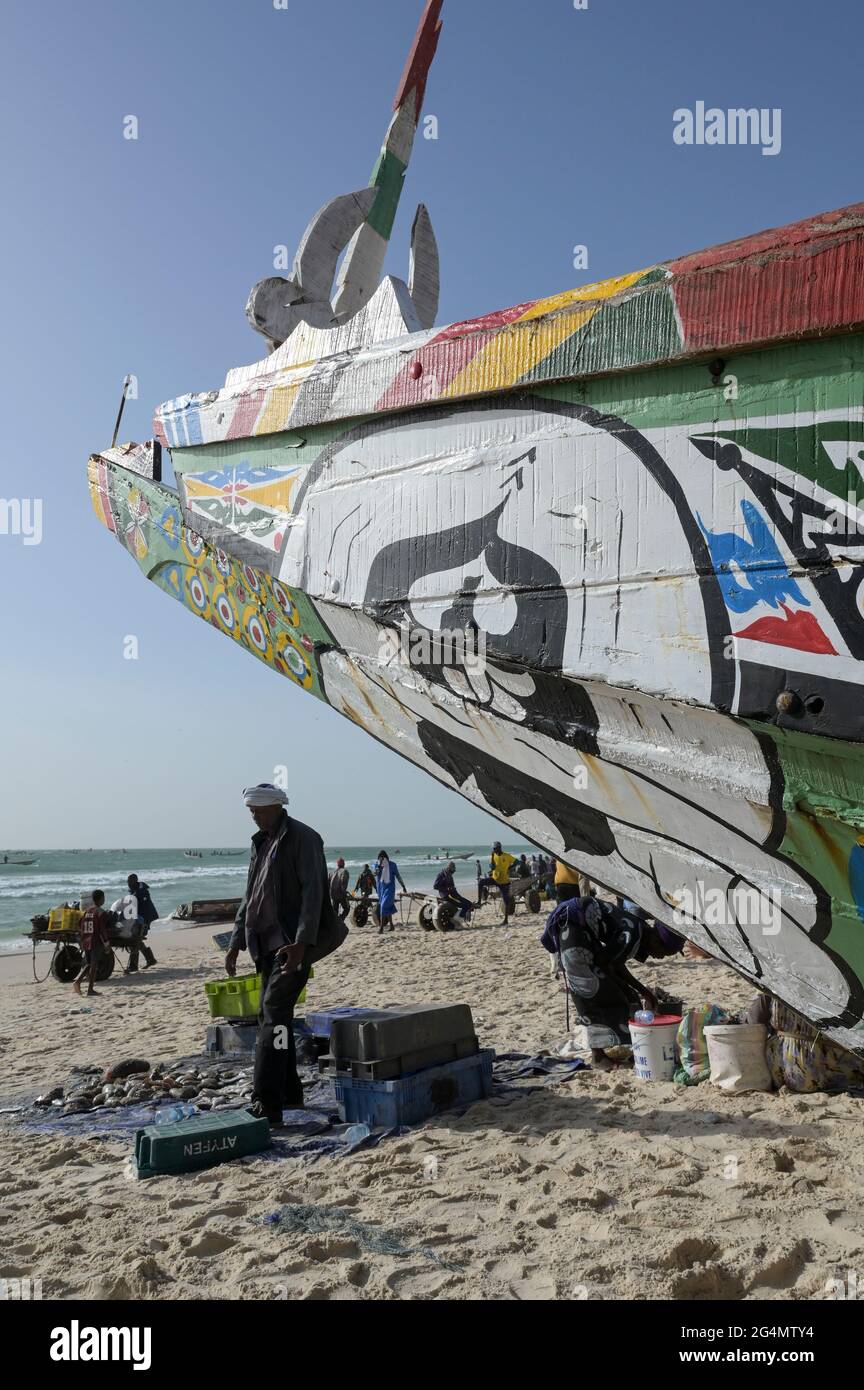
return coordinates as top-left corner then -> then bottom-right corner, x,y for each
305,1006 -> 392,1039
333,1049 -> 494,1127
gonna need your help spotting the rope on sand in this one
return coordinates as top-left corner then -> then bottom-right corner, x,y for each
31,938 -> 55,984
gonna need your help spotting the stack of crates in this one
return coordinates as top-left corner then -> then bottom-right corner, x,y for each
203,970 -> 313,1055
310,1004 -> 493,1127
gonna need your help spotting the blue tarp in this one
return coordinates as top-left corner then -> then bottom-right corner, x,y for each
1,1051 -> 587,1158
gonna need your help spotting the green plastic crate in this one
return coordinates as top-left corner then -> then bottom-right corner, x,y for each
134,1110 -> 270,1179
205,972 -> 262,1019
205,969 -> 310,1019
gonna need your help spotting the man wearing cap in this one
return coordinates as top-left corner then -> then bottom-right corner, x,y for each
226,784 -> 348,1124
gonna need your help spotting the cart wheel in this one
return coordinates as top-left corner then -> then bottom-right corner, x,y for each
418,902 -> 435,931
528,889 -> 542,914
52,944 -> 83,983
351,902 -> 369,929
433,902 -> 457,933
95,950 -> 115,982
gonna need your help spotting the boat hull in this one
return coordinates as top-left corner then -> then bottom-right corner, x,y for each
88,210 -> 864,1053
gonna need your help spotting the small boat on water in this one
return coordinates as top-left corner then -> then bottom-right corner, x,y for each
2,858 -> 38,866
86,1 -> 864,1054
171,897 -> 241,924
183,850 -> 202,860
210,850 -> 243,857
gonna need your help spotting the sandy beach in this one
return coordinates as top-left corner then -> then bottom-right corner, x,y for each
1,910 -> 862,1303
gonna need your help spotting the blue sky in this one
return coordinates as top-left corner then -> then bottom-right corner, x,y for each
1,0 -> 862,848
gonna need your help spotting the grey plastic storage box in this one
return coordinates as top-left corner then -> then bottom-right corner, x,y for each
330,1003 -> 476,1063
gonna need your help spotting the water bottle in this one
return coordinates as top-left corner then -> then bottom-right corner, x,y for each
634,1009 -> 654,1025
343,1124 -> 371,1145
154,1103 -> 196,1125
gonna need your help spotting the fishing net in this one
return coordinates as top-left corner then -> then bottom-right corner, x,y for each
261,1202 -> 462,1271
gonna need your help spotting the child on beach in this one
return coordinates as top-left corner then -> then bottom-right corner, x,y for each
74,889 -> 112,997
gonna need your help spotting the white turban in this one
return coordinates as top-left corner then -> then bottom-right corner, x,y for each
243,783 -> 289,807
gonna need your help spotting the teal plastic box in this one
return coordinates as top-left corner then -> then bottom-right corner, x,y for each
134,1110 -> 270,1179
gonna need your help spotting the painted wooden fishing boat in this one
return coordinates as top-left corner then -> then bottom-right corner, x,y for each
87,1 -> 864,1051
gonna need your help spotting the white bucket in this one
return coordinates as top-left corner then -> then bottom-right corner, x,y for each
628,1015 -> 681,1081
704,1023 -> 771,1093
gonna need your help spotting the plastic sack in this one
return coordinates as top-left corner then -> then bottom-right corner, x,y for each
674,1004 -> 729,1085
705,1023 -> 772,1093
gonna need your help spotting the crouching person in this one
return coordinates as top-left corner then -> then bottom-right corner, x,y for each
225,784 -> 348,1125
542,896 -> 683,1070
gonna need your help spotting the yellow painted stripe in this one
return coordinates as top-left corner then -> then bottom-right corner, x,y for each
443,306 -> 595,399
442,268 -> 652,400
514,267 -> 651,322
255,381 -> 301,436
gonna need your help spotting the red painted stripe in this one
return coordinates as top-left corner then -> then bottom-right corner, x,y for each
673,231 -> 864,353
375,300 -> 537,412
226,389 -> 267,441
670,203 -> 864,351
393,0 -> 444,117
668,201 -> 864,274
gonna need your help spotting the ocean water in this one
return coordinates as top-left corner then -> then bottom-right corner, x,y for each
0,843 -> 534,951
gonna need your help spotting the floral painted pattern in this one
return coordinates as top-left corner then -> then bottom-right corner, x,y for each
124,490 -> 150,560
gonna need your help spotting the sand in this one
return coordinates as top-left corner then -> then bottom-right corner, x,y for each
1,909 -> 862,1302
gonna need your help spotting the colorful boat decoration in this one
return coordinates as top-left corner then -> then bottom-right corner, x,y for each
88,1 -> 864,1052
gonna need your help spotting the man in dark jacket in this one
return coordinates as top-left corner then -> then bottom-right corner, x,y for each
226,784 -> 348,1125
329,857 -> 350,921
125,873 -> 158,972
355,864 -> 375,898
433,861 -> 472,920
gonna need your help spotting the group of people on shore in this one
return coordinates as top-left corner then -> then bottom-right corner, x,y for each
328,851 -> 407,933
71,782 -> 864,1119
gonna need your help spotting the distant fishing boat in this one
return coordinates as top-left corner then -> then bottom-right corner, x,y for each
2,857 -> 38,866
210,850 -> 243,857
183,850 -> 202,860
87,1 -> 864,1054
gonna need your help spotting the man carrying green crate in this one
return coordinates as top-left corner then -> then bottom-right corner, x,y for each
225,784 -> 348,1125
